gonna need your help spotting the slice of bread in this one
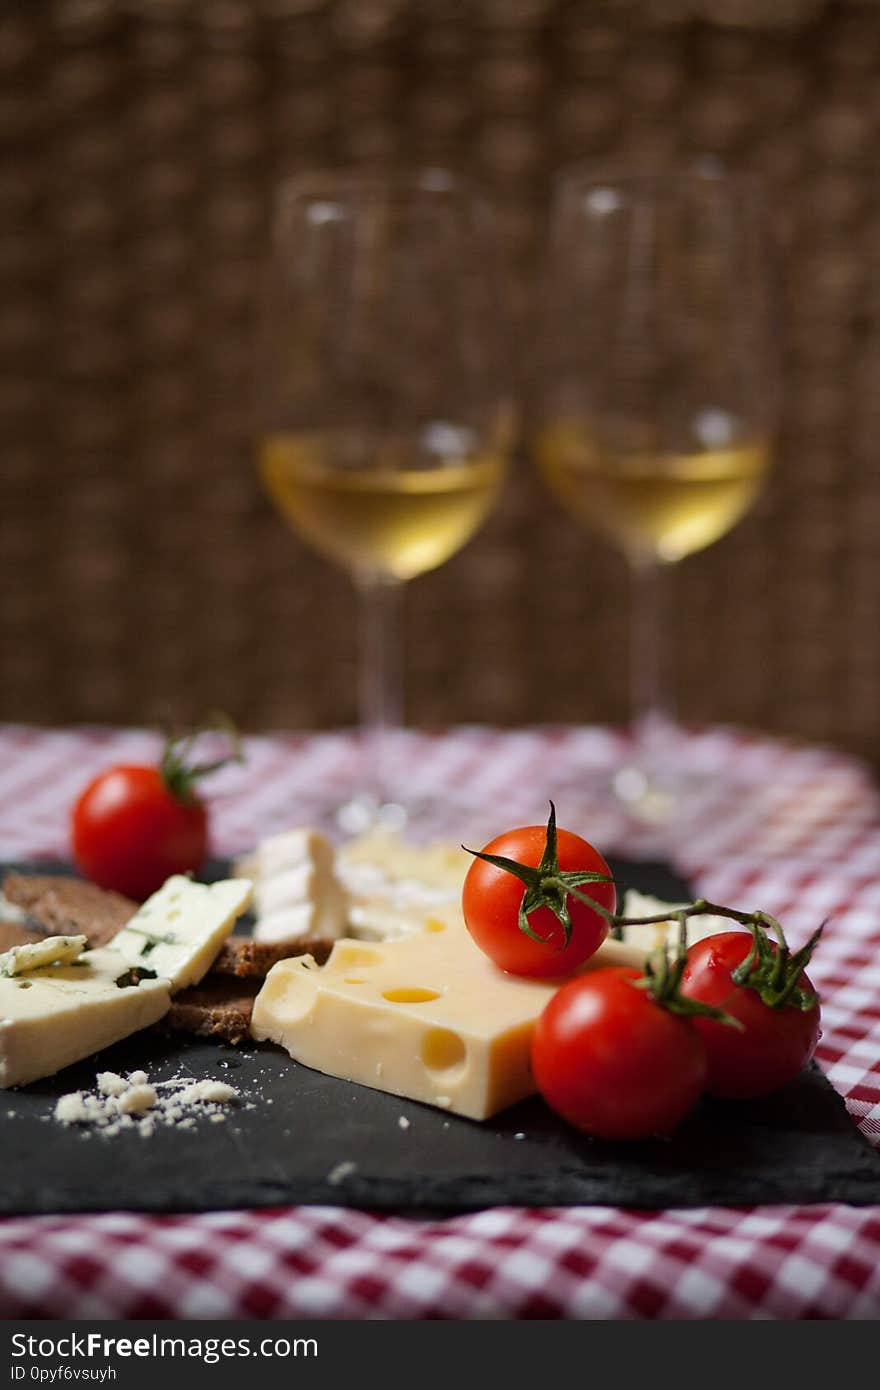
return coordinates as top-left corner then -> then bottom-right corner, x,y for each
2,874 -> 136,946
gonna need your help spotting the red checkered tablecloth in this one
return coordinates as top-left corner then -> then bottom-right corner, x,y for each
1,724 -> 879,1320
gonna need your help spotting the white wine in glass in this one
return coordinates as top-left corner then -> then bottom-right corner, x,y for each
537,421 -> 771,566
261,428 -> 504,581
258,170 -> 511,832
536,167 -> 777,823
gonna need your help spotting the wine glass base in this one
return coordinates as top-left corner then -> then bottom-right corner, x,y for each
336,792 -> 409,838
611,765 -> 677,826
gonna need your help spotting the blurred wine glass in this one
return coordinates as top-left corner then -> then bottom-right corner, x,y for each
535,165 -> 777,825
258,169 -> 511,833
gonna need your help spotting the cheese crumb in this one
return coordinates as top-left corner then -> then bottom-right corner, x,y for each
398,1116 -> 410,1130
327,1160 -> 357,1186
117,1085 -> 157,1116
97,1072 -> 128,1097
54,1093 -> 92,1124
53,1070 -> 241,1136
174,1080 -> 237,1106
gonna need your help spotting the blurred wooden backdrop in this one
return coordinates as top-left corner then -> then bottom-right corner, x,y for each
2,0 -> 880,760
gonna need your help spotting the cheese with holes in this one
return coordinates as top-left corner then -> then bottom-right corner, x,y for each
0,948 -> 170,1089
247,891 -> 707,1118
110,876 -> 252,992
251,908 -> 643,1120
252,829 -> 348,946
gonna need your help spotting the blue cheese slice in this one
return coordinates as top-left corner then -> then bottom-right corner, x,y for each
0,948 -> 170,1089
110,876 -> 252,992
0,934 -> 88,978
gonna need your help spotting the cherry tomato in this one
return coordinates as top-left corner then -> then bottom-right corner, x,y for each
72,765 -> 208,901
71,725 -> 241,901
462,816 -> 616,978
532,967 -> 707,1140
680,931 -> 821,1098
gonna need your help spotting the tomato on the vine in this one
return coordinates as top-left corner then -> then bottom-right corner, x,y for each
531,966 -> 707,1140
71,724 -> 242,901
462,804 -> 616,978
680,928 -> 821,1099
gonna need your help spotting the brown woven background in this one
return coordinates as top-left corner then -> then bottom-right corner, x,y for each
2,0 -> 880,760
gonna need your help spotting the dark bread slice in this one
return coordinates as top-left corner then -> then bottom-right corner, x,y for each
0,919 -> 43,952
2,874 -> 136,946
212,933 -> 334,977
164,976 -> 261,1046
168,940 -> 335,1042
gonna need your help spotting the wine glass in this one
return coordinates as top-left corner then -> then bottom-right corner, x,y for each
535,165 -> 777,829
257,169 -> 511,834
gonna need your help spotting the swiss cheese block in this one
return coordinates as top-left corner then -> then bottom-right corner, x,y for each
0,948 -> 171,1089
252,909 -> 637,1120
250,884 -> 722,1123
111,876 -> 252,992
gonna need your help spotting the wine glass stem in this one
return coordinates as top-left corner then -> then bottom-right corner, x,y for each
629,555 -> 675,775
356,572 -> 404,808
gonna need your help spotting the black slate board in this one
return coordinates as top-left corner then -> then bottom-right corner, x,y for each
2,857 -> 879,1216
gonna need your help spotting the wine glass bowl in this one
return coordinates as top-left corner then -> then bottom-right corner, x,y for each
536,166 -> 777,829
257,169 -> 511,832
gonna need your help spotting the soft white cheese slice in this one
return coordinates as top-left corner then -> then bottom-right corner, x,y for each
0,948 -> 171,1089
337,832 -> 466,941
252,829 -> 348,946
110,876 -> 252,992
0,934 -> 88,978
594,891 -> 732,969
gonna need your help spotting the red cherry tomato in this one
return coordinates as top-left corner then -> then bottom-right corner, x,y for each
680,931 -> 821,1098
72,765 -> 208,901
531,967 -> 707,1140
462,820 -> 615,978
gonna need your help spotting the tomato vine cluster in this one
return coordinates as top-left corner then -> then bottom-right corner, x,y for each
462,805 -> 822,1141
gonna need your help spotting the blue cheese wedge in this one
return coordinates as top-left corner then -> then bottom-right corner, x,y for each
110,876 -> 253,991
0,934 -> 88,978
0,947 -> 170,1089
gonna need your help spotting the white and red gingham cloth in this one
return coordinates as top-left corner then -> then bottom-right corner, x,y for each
0,723 -> 879,1320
